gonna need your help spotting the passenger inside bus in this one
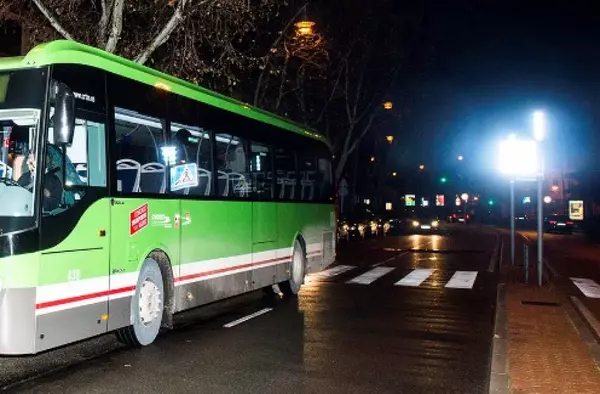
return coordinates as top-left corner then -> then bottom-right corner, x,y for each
9,123 -> 83,212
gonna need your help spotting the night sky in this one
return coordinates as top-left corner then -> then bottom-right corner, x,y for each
401,0 -> 600,177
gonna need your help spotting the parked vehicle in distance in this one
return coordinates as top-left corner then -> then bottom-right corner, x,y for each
544,214 -> 573,234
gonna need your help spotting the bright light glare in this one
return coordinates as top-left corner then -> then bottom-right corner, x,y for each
533,111 -> 545,142
498,138 -> 539,175
544,196 -> 552,203
458,155 -> 463,161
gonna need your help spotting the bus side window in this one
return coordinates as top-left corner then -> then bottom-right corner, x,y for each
275,148 -> 297,201
317,158 -> 333,201
215,134 -> 250,198
114,107 -> 166,194
170,122 -> 212,196
298,156 -> 316,201
250,142 -> 273,200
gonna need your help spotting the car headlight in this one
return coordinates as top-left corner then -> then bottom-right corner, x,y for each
432,221 -> 439,227
413,221 -> 419,227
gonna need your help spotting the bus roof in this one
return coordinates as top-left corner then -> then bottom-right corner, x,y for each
0,40 -> 329,148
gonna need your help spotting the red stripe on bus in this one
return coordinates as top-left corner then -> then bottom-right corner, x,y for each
35,251 -> 321,310
175,255 -> 292,283
35,286 -> 136,310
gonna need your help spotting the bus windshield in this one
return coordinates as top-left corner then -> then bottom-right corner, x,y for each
0,109 -> 39,232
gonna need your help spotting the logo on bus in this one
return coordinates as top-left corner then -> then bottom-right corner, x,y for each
73,91 -> 96,103
130,203 -> 149,236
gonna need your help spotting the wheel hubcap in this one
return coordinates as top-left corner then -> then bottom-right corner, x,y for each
292,247 -> 303,286
139,279 -> 162,326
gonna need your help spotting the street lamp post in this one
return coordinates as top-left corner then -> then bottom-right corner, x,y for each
533,111 -> 545,286
499,134 -> 539,270
510,178 -> 515,265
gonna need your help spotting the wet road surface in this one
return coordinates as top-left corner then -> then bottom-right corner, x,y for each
2,225 -> 498,393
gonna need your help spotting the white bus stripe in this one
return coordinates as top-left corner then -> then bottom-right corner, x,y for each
223,308 -> 273,328
313,265 -> 355,278
395,269 -> 435,287
347,267 -> 395,285
570,278 -> 600,298
445,271 -> 478,289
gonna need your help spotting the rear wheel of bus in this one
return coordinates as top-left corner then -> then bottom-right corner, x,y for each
279,240 -> 306,297
116,258 -> 165,347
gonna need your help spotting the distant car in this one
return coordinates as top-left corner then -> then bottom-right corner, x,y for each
544,215 -> 573,234
409,217 -> 440,233
385,218 -> 404,235
337,218 -> 365,241
448,211 -> 469,223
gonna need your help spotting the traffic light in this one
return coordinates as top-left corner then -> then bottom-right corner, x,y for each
488,199 -> 494,206
440,177 -> 447,183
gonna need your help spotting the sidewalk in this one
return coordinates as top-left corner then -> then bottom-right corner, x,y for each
498,234 -> 600,393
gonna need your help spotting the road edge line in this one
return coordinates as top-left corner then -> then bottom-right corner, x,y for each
488,233 -> 501,273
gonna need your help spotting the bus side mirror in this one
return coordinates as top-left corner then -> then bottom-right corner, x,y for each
51,81 -> 75,146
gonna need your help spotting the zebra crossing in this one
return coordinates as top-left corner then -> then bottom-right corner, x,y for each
570,277 -> 600,298
310,265 -> 480,290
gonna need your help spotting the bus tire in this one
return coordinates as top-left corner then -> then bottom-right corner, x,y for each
279,240 -> 306,297
116,258 -> 165,347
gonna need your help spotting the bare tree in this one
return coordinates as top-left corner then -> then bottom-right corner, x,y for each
0,0 -> 285,92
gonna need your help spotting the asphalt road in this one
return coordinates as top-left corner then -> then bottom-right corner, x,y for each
2,225 -> 499,394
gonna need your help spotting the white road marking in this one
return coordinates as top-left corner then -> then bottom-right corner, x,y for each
313,265 -> 355,278
347,267 -> 395,285
570,278 -> 600,298
223,308 -> 273,328
395,269 -> 435,287
445,271 -> 478,289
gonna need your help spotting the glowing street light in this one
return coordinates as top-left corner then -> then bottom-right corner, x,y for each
498,137 -> 539,176
392,171 -> 398,177
383,101 -> 393,110
386,135 -> 394,143
461,193 -> 469,202
419,164 -> 425,170
295,20 -> 316,36
533,110 -> 546,142
370,156 -> 375,162
544,196 -> 552,204
458,155 -> 464,161
551,185 -> 559,192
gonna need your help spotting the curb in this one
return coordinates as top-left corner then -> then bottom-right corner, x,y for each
489,234 -> 509,394
489,283 -> 509,394
565,296 -> 600,370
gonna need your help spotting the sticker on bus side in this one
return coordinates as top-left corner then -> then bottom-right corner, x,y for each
130,203 -> 149,236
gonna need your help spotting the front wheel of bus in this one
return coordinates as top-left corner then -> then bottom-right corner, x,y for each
116,258 -> 165,347
280,240 -> 306,297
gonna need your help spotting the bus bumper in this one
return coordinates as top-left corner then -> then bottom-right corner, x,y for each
0,287 -> 37,355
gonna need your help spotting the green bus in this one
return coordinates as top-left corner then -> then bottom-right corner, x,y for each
0,40 -> 335,355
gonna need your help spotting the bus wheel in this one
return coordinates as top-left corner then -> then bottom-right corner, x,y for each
116,258 -> 165,347
279,240 -> 306,297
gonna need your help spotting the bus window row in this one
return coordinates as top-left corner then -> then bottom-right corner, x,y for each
113,107 -> 333,201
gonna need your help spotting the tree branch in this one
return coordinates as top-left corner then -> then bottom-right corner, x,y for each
253,3 -> 308,106
105,0 -> 124,53
98,0 -> 114,47
32,0 -> 75,40
135,0 -> 191,65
